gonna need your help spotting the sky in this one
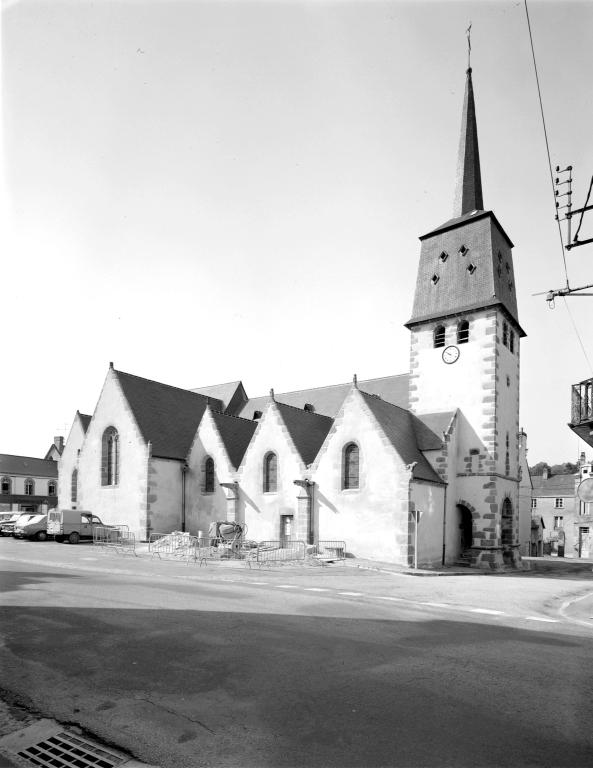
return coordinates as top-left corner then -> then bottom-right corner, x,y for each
1,0 -> 592,466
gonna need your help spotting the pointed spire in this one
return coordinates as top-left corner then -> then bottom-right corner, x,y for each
453,67 -> 483,217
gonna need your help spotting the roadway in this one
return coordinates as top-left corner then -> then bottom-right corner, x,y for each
1,539 -> 593,767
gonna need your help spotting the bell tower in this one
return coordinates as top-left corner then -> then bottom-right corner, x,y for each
405,66 -> 526,569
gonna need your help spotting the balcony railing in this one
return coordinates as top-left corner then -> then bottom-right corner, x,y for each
571,378 -> 593,425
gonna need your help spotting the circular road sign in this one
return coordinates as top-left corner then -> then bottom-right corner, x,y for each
577,477 -> 593,503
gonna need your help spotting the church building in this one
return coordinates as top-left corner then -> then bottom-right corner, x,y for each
58,65 -> 526,569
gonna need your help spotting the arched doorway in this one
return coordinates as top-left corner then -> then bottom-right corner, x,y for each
501,497 -> 513,563
457,504 -> 473,554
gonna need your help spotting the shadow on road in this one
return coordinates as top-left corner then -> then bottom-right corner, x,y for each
1,573 -> 592,768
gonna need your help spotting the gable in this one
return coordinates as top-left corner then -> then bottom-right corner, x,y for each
115,369 -> 223,460
359,392 -> 443,484
211,411 -> 258,470
275,403 -> 334,466
191,381 -> 247,414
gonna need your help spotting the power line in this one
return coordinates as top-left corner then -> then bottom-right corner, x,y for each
523,0 -> 569,285
562,297 -> 593,377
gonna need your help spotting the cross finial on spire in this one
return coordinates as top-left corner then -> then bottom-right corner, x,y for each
466,22 -> 472,71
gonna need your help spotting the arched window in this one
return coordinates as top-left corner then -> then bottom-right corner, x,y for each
48,481 -> 56,496
434,325 -> 446,348
25,478 -> 34,495
101,427 -> 119,486
343,443 -> 360,490
502,321 -> 509,347
457,320 -> 470,344
204,457 -> 215,493
71,469 -> 78,502
1,477 -> 10,495
263,452 -> 278,493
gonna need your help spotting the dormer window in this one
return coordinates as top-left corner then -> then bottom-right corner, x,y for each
303,403 -> 315,413
459,245 -> 468,256
434,325 -> 446,348
431,274 -> 440,285
467,263 -> 476,274
439,251 -> 449,262
253,410 -> 262,420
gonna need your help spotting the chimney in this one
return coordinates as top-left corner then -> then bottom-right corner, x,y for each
54,436 -> 65,454
542,467 -> 549,480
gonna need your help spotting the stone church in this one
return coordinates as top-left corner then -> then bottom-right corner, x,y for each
58,66 -> 527,569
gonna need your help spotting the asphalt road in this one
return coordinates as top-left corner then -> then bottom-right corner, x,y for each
1,540 -> 593,768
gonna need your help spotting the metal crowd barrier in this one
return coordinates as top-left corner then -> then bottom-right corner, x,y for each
244,540 -> 306,568
93,526 -> 136,556
311,540 -> 346,561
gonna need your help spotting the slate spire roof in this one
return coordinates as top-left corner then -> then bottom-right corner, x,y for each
453,67 -> 483,217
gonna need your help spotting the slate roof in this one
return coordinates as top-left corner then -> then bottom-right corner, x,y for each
275,402 -> 334,467
531,474 -> 578,497
115,369 -> 223,461
191,381 -> 245,413
0,454 -> 59,478
238,374 -> 409,420
413,411 -> 456,449
78,412 -> 92,433
211,411 -> 258,470
359,392 -> 443,484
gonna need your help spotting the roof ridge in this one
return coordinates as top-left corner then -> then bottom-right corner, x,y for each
275,401 -> 334,421
254,373 -> 407,399
359,389 -> 408,413
115,368 -> 218,402
192,379 -> 243,388
0,453 -> 56,462
211,409 -> 259,425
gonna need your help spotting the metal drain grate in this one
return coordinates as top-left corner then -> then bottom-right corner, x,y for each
18,730 -> 128,767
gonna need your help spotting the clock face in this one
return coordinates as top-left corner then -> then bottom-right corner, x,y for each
442,345 -> 460,364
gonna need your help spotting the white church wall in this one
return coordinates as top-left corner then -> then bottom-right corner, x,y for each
237,403 -> 305,543
185,410 -> 235,537
148,457 -> 183,535
76,370 -> 148,539
411,481 -> 445,568
313,389 -> 410,564
58,416 -> 87,510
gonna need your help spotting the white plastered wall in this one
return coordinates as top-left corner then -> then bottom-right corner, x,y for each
237,402 -> 305,542
76,369 -> 149,538
58,415 -> 87,510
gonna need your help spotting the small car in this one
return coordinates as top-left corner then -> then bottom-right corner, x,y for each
0,513 -> 20,537
13,513 -> 49,541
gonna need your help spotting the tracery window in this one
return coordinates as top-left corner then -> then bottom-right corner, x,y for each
101,427 -> 119,486
71,469 -> 78,502
204,457 -> 215,493
343,443 -> 360,490
263,452 -> 277,493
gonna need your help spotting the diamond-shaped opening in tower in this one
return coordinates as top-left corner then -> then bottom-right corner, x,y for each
459,245 -> 468,256
467,263 -> 476,274
431,274 -> 440,285
439,251 -> 449,262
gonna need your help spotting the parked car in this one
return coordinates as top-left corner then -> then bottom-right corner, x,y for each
47,509 -> 112,544
0,513 -> 21,537
13,513 -> 49,541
